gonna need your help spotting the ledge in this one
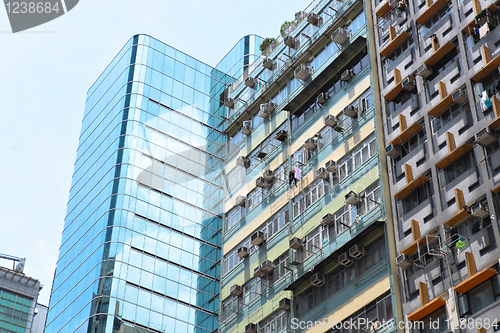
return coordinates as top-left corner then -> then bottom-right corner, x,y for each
376,1 -> 391,17
380,31 -> 410,57
389,123 -> 422,145
401,233 -> 436,255
444,208 -> 470,228
493,183 -> 500,193
407,297 -> 446,321
394,174 -> 430,199
472,54 -> 500,82
428,93 -> 453,117
424,41 -> 456,67
416,0 -> 448,24
454,267 -> 497,294
463,4 -> 500,33
436,143 -> 473,169
489,117 -> 500,129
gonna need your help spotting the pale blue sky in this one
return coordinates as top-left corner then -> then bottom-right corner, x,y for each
0,0 -> 307,305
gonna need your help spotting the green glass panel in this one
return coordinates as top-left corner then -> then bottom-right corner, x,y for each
13,305 -> 20,312
8,295 -> 15,302
0,300 -> 6,306
21,300 -> 29,307
20,307 -> 28,314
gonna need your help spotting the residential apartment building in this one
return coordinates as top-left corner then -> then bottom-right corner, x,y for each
219,0 -> 403,332
372,0 -> 500,329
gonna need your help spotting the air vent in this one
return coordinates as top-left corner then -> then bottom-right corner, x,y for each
341,69 -> 354,82
256,176 -> 267,188
349,245 -> 365,259
245,323 -> 257,333
261,260 -> 274,272
275,129 -> 287,141
279,298 -> 291,311
324,160 -> 337,173
251,231 -> 266,246
317,92 -> 330,104
332,27 -> 350,44
284,35 -> 296,48
470,202 -> 489,218
453,88 -> 468,104
262,57 -> 274,70
307,12 -> 319,25
476,126 -> 497,147
322,213 -> 335,226
236,156 -> 249,167
258,109 -> 270,118
310,273 -> 325,287
345,191 -> 361,205
294,64 -> 313,80
241,120 -> 252,135
316,167 -> 329,180
338,252 -> 353,266
417,64 -> 432,79
396,253 -> 412,268
235,195 -> 245,207
344,105 -> 358,119
303,138 -> 317,150
224,98 -> 235,108
386,144 -> 400,158
324,114 -> 338,127
261,102 -> 277,113
402,77 -> 416,91
237,246 -> 249,258
289,237 -> 303,249
230,284 -> 243,296
245,77 -> 257,88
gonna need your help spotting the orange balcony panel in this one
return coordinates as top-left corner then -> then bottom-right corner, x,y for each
376,1 -> 391,17
390,123 -> 422,145
416,0 -> 448,24
428,94 -> 453,117
472,54 -> 500,82
401,233 -> 436,255
493,183 -> 500,193
454,267 -> 497,294
444,209 -> 470,228
394,174 -> 430,199
380,31 -> 410,57
384,81 -> 403,101
408,297 -> 446,321
424,42 -> 456,67
436,143 -> 473,169
489,117 -> 500,129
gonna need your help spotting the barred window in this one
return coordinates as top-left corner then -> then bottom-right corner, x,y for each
338,134 -> 376,181
292,179 -> 330,218
226,205 -> 244,230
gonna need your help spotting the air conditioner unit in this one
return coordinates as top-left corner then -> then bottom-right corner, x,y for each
236,156 -> 249,167
341,69 -> 354,82
316,92 -> 330,105
471,202 -> 489,218
261,102 -> 277,113
386,144 -> 400,158
307,12 -> 319,25
345,191 -> 361,205
254,265 -> 266,278
417,64 -> 432,79
476,126 -> 497,147
338,252 -> 353,266
349,245 -> 365,259
322,213 -> 335,226
224,97 -> 235,108
263,169 -> 275,181
402,77 -> 416,91
294,64 -> 313,80
258,109 -> 270,118
289,251 -> 303,266
303,138 -> 317,150
262,57 -> 274,70
344,104 -> 358,119
284,35 -> 296,48
235,195 -> 245,207
310,273 -> 325,287
241,120 -> 252,135
261,260 -> 274,272
316,167 -> 329,180
325,160 -> 337,172
251,231 -> 266,245
289,237 -> 303,249
324,114 -> 338,127
230,284 -> 243,296
275,129 -> 287,141
256,176 -> 267,188
396,253 -> 412,269
245,323 -> 257,333
279,298 -> 291,311
237,246 -> 249,258
389,0 -> 398,8
332,27 -> 350,44
245,76 -> 257,88
453,88 -> 468,104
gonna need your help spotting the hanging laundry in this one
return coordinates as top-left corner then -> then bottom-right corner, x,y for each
289,170 -> 295,186
294,166 -> 302,181
479,23 -> 490,38
482,91 -> 493,110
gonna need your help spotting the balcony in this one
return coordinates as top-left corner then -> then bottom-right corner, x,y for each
388,114 -> 422,145
424,41 -> 455,67
488,96 -> 500,128
428,81 -> 454,117
462,2 -> 499,33
443,189 -> 470,228
375,0 -> 392,17
454,251 -> 497,294
384,47 -> 415,87
394,164 -> 430,199
380,26 -> 410,57
435,132 -> 473,169
408,296 -> 446,321
472,45 -> 500,82
415,0 -> 448,24
384,70 -> 415,101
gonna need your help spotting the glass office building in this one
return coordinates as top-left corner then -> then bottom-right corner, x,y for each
44,34 -> 261,333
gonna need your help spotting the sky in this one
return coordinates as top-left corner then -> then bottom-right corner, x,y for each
0,0 -> 308,306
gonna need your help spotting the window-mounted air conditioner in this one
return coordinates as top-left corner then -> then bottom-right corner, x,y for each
396,253 -> 412,269
241,120 -> 252,135
317,92 -> 330,105
236,156 -> 249,167
345,191 -> 361,205
251,231 -> 266,246
303,138 -> 317,150
322,213 -> 335,226
261,260 -> 274,272
224,97 -> 235,108
284,35 -> 296,48
316,167 -> 329,180
230,284 -> 243,296
262,57 -> 274,70
386,144 -> 400,158
253,265 -> 266,278
275,129 -> 287,141
307,12 -> 319,25
279,298 -> 291,311
471,202 -> 489,218
338,252 -> 353,266
258,109 -> 270,118
245,323 -> 257,333
417,64 -> 432,79
256,176 -> 267,188
263,169 -> 275,181
237,246 -> 249,258
344,104 -> 358,119
332,27 -> 350,44
294,64 -> 313,80
289,237 -> 303,250
453,88 -> 468,105
261,102 -> 276,113
349,245 -> 365,259
325,160 -> 337,173
310,273 -> 325,287
341,69 -> 354,82
245,76 -> 257,88
402,77 -> 416,91
235,195 -> 245,207
324,114 -> 338,127
476,126 -> 497,147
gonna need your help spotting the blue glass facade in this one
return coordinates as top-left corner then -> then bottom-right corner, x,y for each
45,34 -> 260,333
